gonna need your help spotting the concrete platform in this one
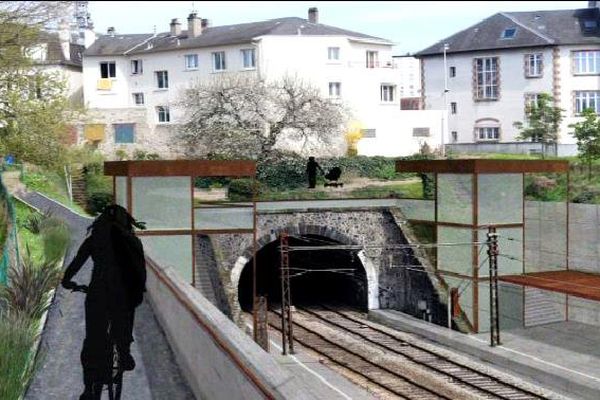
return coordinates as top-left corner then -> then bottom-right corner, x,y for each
243,320 -> 376,400
370,309 -> 600,400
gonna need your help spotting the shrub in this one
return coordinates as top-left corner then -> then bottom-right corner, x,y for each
228,179 -> 264,201
40,219 -> 71,264
0,311 -> 38,400
87,192 -> 113,215
572,190 -> 600,204
0,249 -> 62,321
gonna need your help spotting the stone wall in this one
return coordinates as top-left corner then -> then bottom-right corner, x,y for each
206,209 -> 445,327
76,108 -> 186,159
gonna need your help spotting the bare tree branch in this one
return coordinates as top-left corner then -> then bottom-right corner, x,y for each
177,73 -> 349,160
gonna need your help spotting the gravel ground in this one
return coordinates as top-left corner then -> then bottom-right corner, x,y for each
17,191 -> 194,400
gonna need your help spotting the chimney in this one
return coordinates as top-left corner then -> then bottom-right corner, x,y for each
201,18 -> 211,29
58,21 -> 71,60
107,27 -> 115,37
188,13 -> 202,37
308,7 -> 318,24
170,18 -> 181,36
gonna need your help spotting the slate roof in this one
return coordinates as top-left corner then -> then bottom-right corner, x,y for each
416,7 -> 600,57
84,17 -> 391,57
37,32 -> 84,68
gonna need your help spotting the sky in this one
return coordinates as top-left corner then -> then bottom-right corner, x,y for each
88,1 -> 588,54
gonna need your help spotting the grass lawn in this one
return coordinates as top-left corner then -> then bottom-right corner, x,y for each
14,199 -> 45,263
21,167 -> 89,216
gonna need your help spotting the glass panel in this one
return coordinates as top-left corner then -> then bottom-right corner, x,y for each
524,200 -> 567,273
132,177 -> 191,230
437,173 -> 473,224
115,176 -> 127,209
478,173 -> 523,225
396,199 -> 434,221
478,281 -> 524,332
478,227 -> 523,277
141,235 -> 192,284
437,226 -> 474,276
195,206 -> 253,230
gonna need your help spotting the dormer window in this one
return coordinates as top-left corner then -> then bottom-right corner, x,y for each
583,19 -> 598,33
501,27 -> 517,39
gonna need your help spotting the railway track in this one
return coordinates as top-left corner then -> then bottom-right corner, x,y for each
292,305 -> 548,400
267,309 -> 449,399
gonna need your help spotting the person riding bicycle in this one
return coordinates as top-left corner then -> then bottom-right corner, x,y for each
61,204 -> 146,400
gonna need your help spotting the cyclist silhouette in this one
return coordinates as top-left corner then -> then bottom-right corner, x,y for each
62,204 -> 146,400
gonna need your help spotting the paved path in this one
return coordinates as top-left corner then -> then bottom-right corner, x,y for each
17,191 -> 194,400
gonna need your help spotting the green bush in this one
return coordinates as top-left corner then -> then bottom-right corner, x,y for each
0,250 -> 62,321
40,219 -> 71,264
87,192 -> 113,215
0,311 -> 38,400
228,179 -> 264,201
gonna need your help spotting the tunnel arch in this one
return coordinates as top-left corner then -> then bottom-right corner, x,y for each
231,225 -> 379,312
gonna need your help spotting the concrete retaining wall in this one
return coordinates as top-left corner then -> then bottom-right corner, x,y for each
145,256 -> 317,400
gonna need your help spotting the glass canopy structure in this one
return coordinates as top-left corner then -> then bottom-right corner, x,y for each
104,160 -> 257,286
396,159 -> 570,333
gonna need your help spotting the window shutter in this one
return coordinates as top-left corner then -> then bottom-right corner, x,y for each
114,124 -> 135,143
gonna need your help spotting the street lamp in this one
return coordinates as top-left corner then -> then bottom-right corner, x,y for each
441,43 -> 450,157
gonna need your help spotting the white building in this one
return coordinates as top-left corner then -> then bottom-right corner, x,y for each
416,4 -> 600,155
81,8 -> 443,158
392,55 -> 421,98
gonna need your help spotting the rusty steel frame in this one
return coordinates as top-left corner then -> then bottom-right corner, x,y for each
108,160 -> 261,345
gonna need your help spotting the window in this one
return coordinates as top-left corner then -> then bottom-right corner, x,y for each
328,47 -> 340,61
114,123 -> 135,144
450,102 -> 457,114
29,44 -> 47,62
478,127 -> 500,140
582,19 -> 598,33
412,128 -> 430,137
100,61 -> 116,78
360,129 -> 376,138
212,51 -> 226,71
156,106 -> 170,123
501,27 -> 517,38
241,49 -> 255,69
451,131 -> 458,142
525,93 -> 541,109
328,82 -> 341,97
574,51 -> 600,74
575,91 -> 600,114
366,51 -> 378,68
474,57 -> 499,100
380,84 -> 395,102
525,53 -> 543,77
131,59 -> 143,75
449,66 -> 456,77
132,92 -> 144,105
155,70 -> 168,89
185,54 -> 198,70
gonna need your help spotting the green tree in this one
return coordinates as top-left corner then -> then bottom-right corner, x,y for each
570,108 -> 600,179
0,1 -> 80,168
513,93 -> 564,158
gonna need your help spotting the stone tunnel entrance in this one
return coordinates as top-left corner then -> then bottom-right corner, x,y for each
238,235 -> 368,312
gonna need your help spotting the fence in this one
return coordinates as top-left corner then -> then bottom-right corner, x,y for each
0,175 -> 18,285
446,142 -> 578,157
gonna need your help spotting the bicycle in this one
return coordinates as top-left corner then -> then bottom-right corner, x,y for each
70,284 -> 124,400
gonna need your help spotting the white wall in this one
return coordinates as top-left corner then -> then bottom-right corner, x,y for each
357,110 -> 446,156
82,34 -> 410,157
393,56 -> 421,98
556,44 -> 600,145
423,47 -> 555,143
